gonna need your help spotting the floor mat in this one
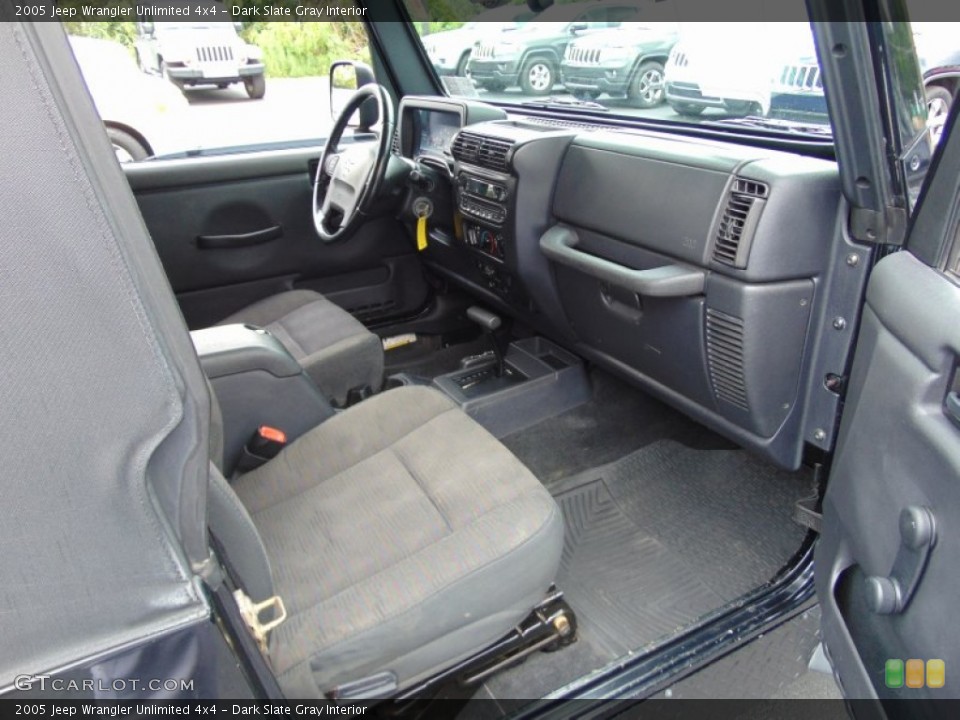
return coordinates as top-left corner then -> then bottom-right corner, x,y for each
482,436 -> 809,702
557,480 -> 724,658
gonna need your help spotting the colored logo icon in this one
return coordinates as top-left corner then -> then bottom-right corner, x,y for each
885,658 -> 945,688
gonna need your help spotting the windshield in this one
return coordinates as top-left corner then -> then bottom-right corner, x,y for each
406,1 -> 841,138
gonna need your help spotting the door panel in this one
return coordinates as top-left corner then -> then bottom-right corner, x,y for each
817,251 -> 960,699
125,146 -> 428,329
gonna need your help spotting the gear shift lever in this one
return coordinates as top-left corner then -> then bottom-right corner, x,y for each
466,306 -> 505,377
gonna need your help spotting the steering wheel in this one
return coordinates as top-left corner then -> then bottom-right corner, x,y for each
313,83 -> 395,243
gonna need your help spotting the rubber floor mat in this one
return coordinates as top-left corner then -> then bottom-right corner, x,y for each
556,480 -> 724,658
479,433 -> 810,705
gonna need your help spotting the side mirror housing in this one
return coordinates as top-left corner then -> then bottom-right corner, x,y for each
330,60 -> 379,131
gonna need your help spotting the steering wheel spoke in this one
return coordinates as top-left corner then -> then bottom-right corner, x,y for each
312,84 -> 394,243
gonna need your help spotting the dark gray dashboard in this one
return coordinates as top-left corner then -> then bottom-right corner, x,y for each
409,108 -> 848,470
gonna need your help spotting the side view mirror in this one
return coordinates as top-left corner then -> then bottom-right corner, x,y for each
138,21 -> 155,37
330,60 -> 379,131
569,22 -> 588,34
233,22 -> 244,33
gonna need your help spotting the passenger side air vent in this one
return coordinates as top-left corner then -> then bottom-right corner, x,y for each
452,131 -> 515,172
712,178 -> 769,268
705,308 -> 749,410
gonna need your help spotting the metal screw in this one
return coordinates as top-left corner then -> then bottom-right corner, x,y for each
814,429 -> 827,442
553,615 -> 573,637
833,317 -> 847,331
846,254 -> 860,267
800,298 -> 808,307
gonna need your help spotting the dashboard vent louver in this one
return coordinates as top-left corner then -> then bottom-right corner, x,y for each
712,178 -> 769,268
452,131 -> 515,172
705,309 -> 749,411
526,116 -> 604,132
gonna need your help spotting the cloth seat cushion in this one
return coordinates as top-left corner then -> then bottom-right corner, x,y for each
217,289 -> 383,405
232,386 -> 564,697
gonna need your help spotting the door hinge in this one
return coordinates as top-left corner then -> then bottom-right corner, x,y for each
849,205 -> 907,245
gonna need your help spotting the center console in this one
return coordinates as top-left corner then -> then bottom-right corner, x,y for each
192,324 -> 334,473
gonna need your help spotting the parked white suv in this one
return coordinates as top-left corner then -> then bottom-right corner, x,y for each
135,21 -> 266,99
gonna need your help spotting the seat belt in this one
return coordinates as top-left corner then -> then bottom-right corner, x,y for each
208,530 -> 287,656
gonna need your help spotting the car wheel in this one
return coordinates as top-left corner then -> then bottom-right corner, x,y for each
926,84 -> 953,145
106,127 -> 149,163
668,101 -> 705,117
628,61 -> 666,108
244,74 -> 266,100
160,61 -> 184,92
456,53 -> 470,77
571,89 -> 600,101
723,99 -> 760,116
520,57 -> 555,96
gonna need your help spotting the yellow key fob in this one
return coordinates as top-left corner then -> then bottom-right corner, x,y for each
416,215 -> 428,251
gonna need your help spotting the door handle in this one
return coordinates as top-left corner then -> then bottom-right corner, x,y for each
196,225 -> 283,250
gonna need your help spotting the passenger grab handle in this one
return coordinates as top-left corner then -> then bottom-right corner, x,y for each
539,225 -> 705,298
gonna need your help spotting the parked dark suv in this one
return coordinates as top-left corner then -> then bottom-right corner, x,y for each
560,21 -> 678,105
467,0 -> 642,95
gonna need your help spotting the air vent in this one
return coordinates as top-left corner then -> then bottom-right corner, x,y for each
712,178 -> 769,268
525,116 -> 604,132
451,131 -> 515,172
705,308 -> 749,410
731,178 -> 768,198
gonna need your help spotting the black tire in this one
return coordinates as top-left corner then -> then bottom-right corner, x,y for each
217,82 -> 230,90
244,73 -> 266,100
106,126 -> 149,163
925,84 -> 953,144
668,101 -> 705,117
160,61 -> 184,92
627,60 -> 666,109
519,56 -> 556,96
456,52 -> 470,77
571,89 -> 600,101
722,99 -> 760,116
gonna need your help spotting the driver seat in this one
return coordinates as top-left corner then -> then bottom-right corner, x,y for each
214,289 -> 384,406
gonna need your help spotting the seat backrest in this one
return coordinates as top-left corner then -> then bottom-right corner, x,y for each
0,20 -> 211,685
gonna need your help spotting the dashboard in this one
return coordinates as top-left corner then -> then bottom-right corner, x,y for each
395,95 -> 849,472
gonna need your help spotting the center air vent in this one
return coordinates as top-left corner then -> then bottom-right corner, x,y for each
712,178 -> 769,268
451,131 -> 515,172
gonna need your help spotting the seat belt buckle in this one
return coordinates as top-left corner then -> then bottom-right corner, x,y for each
236,426 -> 287,473
233,588 -> 287,656
252,425 -> 287,458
